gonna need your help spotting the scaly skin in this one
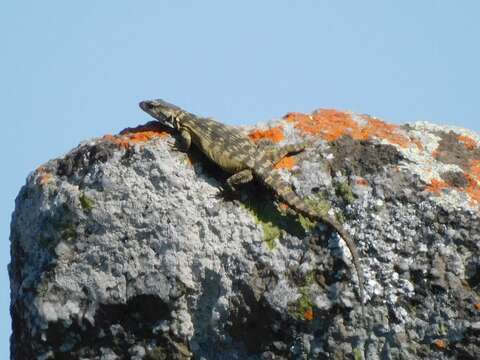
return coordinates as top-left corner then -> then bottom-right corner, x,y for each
139,99 -> 366,322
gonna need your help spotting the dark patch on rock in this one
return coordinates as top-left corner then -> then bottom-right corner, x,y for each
44,295 -> 172,358
369,170 -> 426,204
327,136 -> 405,177
11,258 -> 177,359
434,131 -> 480,170
56,141 -> 117,178
452,343 -> 478,360
440,171 -> 469,188
120,145 -> 139,165
227,279 -> 293,356
94,294 -> 170,336
466,263 -> 480,289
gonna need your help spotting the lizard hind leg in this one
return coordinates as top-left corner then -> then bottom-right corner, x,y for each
266,141 -> 311,165
226,169 -> 254,192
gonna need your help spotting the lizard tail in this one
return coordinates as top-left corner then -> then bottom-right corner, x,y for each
253,166 -> 318,218
318,216 -> 366,322
254,166 -> 366,323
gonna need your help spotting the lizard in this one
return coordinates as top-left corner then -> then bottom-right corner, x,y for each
139,99 -> 366,322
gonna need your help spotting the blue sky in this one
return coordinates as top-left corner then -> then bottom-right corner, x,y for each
1,1 -> 479,357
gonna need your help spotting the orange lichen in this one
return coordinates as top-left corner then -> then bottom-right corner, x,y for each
361,116 -> 411,148
36,166 -> 53,186
103,123 -> 170,149
465,174 -> 480,204
303,308 -> 314,321
411,137 -> 424,151
470,159 -> 480,178
463,160 -> 480,205
458,134 -> 478,150
423,158 -> 480,205
124,130 -> 169,144
474,303 -> 480,311
249,126 -> 285,143
285,109 -> 359,140
284,110 -> 412,148
433,339 -> 447,350
284,112 -> 313,126
284,109 -> 480,204
102,134 -> 131,149
274,156 -> 296,170
426,179 -> 450,193
355,178 -> 369,186
278,203 -> 289,211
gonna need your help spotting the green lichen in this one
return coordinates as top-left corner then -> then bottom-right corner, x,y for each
353,347 -> 363,360
298,195 -> 332,232
242,196 -> 306,249
243,199 -> 284,249
263,222 -> 282,250
36,278 -> 49,297
296,290 -> 313,320
335,210 -> 346,224
335,181 -> 356,204
79,193 -> 95,213
289,272 -> 316,321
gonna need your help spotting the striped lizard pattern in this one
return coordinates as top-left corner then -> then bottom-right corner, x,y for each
139,99 -> 366,322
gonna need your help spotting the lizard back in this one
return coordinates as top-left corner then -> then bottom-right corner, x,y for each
181,116 -> 257,173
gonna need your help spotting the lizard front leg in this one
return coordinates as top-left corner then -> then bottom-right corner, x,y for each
173,128 -> 192,152
226,169 -> 253,192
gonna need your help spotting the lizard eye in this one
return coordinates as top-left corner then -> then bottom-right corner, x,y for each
139,101 -> 153,111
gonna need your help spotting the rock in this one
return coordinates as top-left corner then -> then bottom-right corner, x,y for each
9,112 -> 480,359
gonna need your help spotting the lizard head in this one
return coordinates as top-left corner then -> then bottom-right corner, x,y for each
139,99 -> 184,130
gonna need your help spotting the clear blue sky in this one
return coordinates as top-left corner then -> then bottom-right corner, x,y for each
1,1 -> 479,357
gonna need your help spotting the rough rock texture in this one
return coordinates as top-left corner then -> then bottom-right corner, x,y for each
9,109 -> 480,359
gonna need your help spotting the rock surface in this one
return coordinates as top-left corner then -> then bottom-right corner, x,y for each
9,109 -> 480,359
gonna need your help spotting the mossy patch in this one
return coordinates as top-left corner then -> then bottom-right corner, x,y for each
335,181 -> 356,204
335,211 -> 346,224
242,195 -> 306,249
298,195 -> 332,232
263,221 -> 282,250
353,347 -> 363,360
296,291 -> 314,320
289,272 -> 315,321
79,193 -> 95,213
36,277 -> 49,297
